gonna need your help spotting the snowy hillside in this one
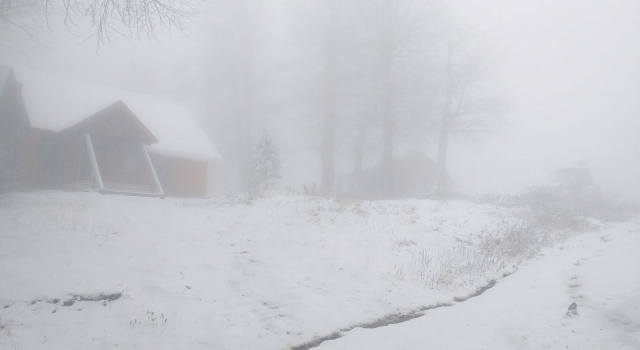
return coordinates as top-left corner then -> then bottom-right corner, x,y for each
0,192 -> 636,349
318,219 -> 640,350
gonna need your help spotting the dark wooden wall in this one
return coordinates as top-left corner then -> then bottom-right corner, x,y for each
151,154 -> 208,198
16,130 -> 83,189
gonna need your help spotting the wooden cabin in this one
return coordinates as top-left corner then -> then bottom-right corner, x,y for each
0,67 -> 221,198
335,152 -> 454,199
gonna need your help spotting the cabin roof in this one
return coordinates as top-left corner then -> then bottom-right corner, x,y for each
64,100 -> 160,145
11,67 -> 222,162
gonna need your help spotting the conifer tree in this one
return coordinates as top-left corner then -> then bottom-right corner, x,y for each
248,131 -> 282,192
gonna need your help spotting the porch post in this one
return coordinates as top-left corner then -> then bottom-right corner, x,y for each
139,142 -> 164,198
83,133 -> 104,192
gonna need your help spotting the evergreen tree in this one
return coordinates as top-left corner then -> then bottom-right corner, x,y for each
248,131 -> 282,192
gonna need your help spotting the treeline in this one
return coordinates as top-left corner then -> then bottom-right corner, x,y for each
199,0 -> 510,197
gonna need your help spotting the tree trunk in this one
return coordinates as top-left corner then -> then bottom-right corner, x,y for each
353,125 -> 366,194
235,65 -> 254,192
436,126 -> 448,193
320,0 -> 339,196
321,104 -> 336,195
380,57 -> 394,198
321,61 -> 336,195
381,112 -> 393,197
436,39 -> 455,194
235,126 -> 249,191
379,1 -> 395,198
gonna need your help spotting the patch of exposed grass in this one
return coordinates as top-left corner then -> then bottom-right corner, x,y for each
289,332 -> 342,350
347,302 -> 453,330
454,280 -> 497,302
355,312 -> 425,329
60,292 -> 123,307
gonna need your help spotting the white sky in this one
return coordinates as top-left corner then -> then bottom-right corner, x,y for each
10,0 -> 640,198
447,0 -> 640,198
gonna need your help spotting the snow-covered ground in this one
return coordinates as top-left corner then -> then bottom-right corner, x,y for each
0,191 -> 637,349
318,218 -> 640,350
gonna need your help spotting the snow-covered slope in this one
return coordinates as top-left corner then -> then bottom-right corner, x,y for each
0,192 -> 635,349
318,220 -> 640,350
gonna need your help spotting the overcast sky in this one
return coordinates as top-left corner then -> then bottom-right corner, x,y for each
447,0 -> 640,197
15,0 -> 640,198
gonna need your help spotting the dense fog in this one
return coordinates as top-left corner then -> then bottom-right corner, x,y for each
2,2 -> 640,348
1,0 -> 639,199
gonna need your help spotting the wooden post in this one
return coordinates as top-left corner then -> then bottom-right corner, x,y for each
83,133 -> 104,192
139,142 -> 164,199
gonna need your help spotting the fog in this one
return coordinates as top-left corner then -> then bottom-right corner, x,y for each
3,2 -> 640,347
2,0 -> 639,199
451,0 -> 640,198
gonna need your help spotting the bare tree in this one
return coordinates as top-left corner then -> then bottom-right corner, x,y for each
0,0 -> 199,46
285,0 -> 359,195
199,0 -> 272,192
0,0 -> 49,59
0,0 -> 43,35
272,0 -> 438,198
353,0 -> 438,197
318,0 -> 339,195
435,32 -> 510,193
66,0 -> 199,44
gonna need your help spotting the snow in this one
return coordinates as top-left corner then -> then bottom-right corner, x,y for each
0,191 -> 638,349
11,67 -> 221,162
318,222 -> 640,350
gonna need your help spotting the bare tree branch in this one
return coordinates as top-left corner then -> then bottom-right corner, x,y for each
435,27 -> 511,193
0,0 -> 200,48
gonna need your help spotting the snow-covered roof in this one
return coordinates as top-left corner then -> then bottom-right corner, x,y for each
12,67 -> 222,162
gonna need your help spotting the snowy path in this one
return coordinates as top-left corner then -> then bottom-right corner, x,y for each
316,220 -> 640,350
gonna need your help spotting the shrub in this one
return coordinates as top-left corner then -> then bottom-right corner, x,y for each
248,131 -> 282,194
519,185 -> 638,222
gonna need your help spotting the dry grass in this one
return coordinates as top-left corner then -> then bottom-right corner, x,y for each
399,212 -> 585,292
